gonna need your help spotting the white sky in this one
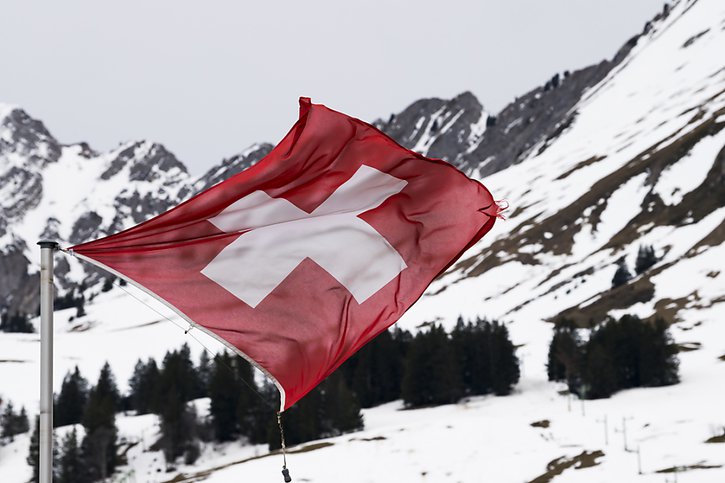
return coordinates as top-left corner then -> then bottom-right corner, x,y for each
0,0 -> 665,175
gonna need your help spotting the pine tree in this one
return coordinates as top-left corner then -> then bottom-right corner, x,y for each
234,357 -> 260,440
638,318 -> 679,387
1,401 -> 17,441
82,362 -> 120,481
17,406 -> 30,434
612,260 -> 633,287
180,343 -> 203,400
75,297 -> 86,318
27,416 -> 58,482
1,401 -> 30,441
451,316 -> 476,395
488,320 -> 520,395
158,392 -> 198,465
27,416 -> 40,482
635,244 -> 658,275
157,346 -> 201,464
208,352 -> 242,442
547,319 -> 582,384
55,366 -> 89,427
57,427 -> 84,483
158,344 -> 201,403
101,277 -> 114,292
246,382 -> 275,445
197,351 -> 212,398
583,342 -> 618,398
0,311 -> 34,333
128,358 -> 160,415
322,372 -> 363,435
401,324 -> 462,407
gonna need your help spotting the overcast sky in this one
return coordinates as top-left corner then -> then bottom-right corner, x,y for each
1,0 -> 665,175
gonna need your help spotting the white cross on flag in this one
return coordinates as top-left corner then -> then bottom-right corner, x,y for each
71,98 -> 500,410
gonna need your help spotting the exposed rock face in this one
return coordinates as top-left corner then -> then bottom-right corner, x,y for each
374,91 -> 487,165
0,107 -> 62,232
193,143 -> 273,193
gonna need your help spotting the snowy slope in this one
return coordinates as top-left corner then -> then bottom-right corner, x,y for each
1,0 -> 725,481
401,0 -> 725,334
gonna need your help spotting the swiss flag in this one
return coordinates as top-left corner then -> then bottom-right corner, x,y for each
71,98 -> 499,410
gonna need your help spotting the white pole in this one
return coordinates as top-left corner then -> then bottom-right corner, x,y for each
597,415 -> 608,446
622,416 -> 633,452
38,240 -> 57,483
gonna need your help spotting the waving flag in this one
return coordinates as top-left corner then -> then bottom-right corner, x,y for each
71,98 -> 500,410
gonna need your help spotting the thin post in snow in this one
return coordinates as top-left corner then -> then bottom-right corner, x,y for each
596,415 -> 608,446
622,416 -> 633,452
38,240 -> 58,483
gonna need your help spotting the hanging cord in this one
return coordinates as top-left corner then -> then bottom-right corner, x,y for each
277,411 -> 292,482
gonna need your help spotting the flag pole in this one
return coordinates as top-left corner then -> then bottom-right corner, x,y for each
38,240 -> 58,483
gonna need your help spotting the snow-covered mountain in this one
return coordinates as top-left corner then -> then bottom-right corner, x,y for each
1,0 -> 724,481
0,108 -> 191,314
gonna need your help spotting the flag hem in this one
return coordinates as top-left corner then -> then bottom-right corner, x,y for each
68,250 -> 287,412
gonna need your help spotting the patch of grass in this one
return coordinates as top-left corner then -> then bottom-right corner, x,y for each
528,450 -> 604,483
688,213 -> 725,256
718,354 -> 725,362
653,294 -> 691,324
554,156 -> 606,181
676,342 -> 702,352
290,442 -> 335,454
556,278 -> 655,328
163,442 -> 335,483
705,430 -> 725,444
530,420 -> 550,429
350,436 -> 387,442
656,462 -> 723,473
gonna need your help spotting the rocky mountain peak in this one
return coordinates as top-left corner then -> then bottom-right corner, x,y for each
100,140 -> 189,183
375,91 -> 486,164
0,106 -> 61,170
193,142 -> 273,193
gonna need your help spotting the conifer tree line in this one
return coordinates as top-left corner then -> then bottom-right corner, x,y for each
19,319 -> 520,481
0,399 -> 30,441
24,361 -> 121,483
548,314 -> 679,399
375,318 -> 521,408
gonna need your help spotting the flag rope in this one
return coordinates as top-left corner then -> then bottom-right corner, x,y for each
277,411 -> 291,482
57,247 -> 275,408
99,261 -> 276,409
57,248 -> 294,479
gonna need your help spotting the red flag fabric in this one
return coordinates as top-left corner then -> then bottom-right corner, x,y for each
71,98 -> 499,410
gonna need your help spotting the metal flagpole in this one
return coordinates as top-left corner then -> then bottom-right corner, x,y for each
38,240 -> 58,483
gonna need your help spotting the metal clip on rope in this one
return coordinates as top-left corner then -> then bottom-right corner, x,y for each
277,411 -> 292,482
